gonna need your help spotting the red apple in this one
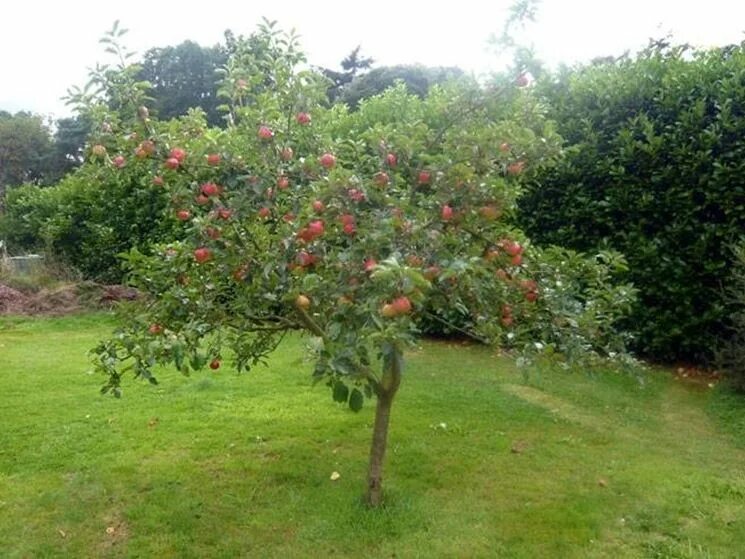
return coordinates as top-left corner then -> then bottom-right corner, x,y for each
91,144 -> 107,157
424,266 -> 441,280
418,170 -> 431,185
148,323 -> 163,335
505,242 -> 523,257
343,222 -> 356,235
347,188 -> 365,202
258,207 -> 271,219
297,251 -> 315,267
201,182 -> 219,197
296,112 -> 311,125
520,279 -> 538,292
391,296 -> 412,315
479,205 -> 501,220
308,220 -> 325,237
152,176 -> 164,187
205,226 -> 221,240
319,152 -> 336,169
373,172 -> 390,187
280,147 -> 294,161
501,315 -> 514,327
312,200 -> 325,213
380,304 -> 397,318
165,157 -> 180,170
233,265 -> 249,281
170,147 -> 186,162
206,153 -> 221,166
195,194 -> 210,205
140,140 -> 155,155
363,258 -> 377,272
194,247 -> 212,264
511,254 -> 523,266
499,142 -> 510,153
276,176 -> 290,190
176,210 -> 191,221
217,208 -> 233,220
258,125 -> 274,140
209,358 -> 221,370
113,155 -> 126,168
386,153 -> 397,167
441,204 -> 453,221
507,161 -> 525,176
525,291 -> 538,302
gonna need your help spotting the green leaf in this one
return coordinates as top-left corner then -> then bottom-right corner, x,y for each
332,380 -> 349,403
349,388 -> 364,412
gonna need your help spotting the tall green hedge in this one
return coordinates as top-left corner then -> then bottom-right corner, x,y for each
520,42 -> 745,362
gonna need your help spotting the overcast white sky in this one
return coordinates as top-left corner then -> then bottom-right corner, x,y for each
2,0 -> 744,118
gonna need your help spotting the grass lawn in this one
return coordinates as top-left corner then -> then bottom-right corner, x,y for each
1,313 -> 744,558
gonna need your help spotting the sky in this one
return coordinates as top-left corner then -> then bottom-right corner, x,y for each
2,0 -> 744,119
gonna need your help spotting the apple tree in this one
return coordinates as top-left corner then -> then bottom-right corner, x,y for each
88,21 -> 635,506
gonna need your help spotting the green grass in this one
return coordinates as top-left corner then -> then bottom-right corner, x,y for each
1,313 -> 744,558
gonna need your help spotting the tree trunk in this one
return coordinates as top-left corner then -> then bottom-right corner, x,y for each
365,346 -> 402,507
366,389 -> 395,507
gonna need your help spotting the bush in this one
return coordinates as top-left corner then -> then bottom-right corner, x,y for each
520,41 -> 745,362
0,184 -> 60,253
0,148 -> 180,283
717,242 -> 745,393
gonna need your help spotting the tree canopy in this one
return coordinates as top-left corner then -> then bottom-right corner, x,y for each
137,40 -> 228,127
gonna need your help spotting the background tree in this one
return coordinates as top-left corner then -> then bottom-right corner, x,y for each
0,111 -> 55,211
51,115 -> 91,179
137,40 -> 228,127
338,65 -> 465,109
320,46 -> 375,102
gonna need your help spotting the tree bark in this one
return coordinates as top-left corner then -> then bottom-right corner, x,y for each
366,389 -> 395,507
365,347 -> 402,507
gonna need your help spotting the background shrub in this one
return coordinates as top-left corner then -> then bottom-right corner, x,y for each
520,41 -> 745,362
1,149 -> 179,283
717,241 -> 745,393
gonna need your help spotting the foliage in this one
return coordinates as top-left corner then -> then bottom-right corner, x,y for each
717,241 -> 745,393
0,183 -> 59,252
338,65 -> 466,109
320,45 -> 375,102
137,40 -> 228,127
520,41 -> 745,362
0,155 -> 178,281
75,21 -> 635,504
0,111 -> 56,209
52,115 -> 91,175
